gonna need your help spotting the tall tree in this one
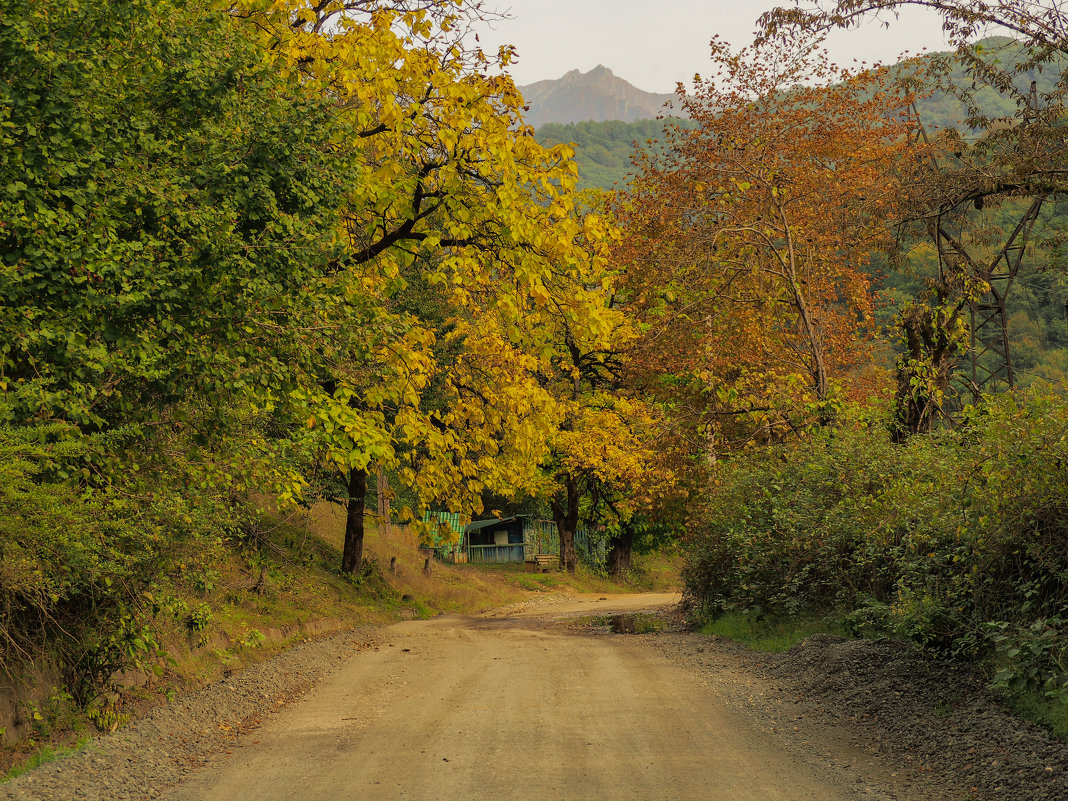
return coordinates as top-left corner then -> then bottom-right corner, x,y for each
617,39 -> 913,461
531,228 -> 670,574
0,0 -> 347,435
241,1 -> 618,571
759,2 -> 1068,436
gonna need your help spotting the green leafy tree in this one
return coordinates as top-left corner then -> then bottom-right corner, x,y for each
0,0 -> 346,437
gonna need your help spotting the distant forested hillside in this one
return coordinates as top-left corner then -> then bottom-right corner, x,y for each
909,37 -> 1064,132
535,118 -> 696,191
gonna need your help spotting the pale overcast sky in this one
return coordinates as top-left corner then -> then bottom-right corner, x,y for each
474,1 -> 957,93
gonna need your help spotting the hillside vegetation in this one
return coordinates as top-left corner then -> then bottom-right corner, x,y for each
536,118 -> 696,190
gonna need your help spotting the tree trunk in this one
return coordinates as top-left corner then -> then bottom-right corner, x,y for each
560,533 -> 577,575
342,466 -> 367,574
891,300 -> 962,442
778,204 -> 828,403
376,466 -> 391,537
607,527 -> 634,581
551,473 -> 580,575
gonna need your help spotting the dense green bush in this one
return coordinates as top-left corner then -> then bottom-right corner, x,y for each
0,423 -> 241,702
683,390 -> 1068,698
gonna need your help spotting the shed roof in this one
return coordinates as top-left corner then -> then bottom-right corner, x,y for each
464,517 -> 518,533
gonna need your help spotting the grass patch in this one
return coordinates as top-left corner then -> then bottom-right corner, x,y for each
4,736 -> 92,782
513,572 -> 561,591
700,611 -> 846,652
627,549 -> 683,592
1003,689 -> 1068,744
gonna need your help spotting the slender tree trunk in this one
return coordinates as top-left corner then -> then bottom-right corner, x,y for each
551,473 -> 580,575
607,527 -> 634,581
376,466 -> 391,537
778,204 -> 828,402
342,466 -> 367,574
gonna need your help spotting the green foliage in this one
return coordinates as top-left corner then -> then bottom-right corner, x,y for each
22,688 -> 78,741
0,428 -> 139,679
700,612 -> 846,653
1004,685 -> 1068,743
0,0 -> 345,431
237,628 -> 266,650
84,695 -> 128,733
684,390 -> 1068,697
184,604 -> 213,635
0,422 -> 258,702
0,0 -> 354,706
628,515 -> 683,556
536,118 -> 696,191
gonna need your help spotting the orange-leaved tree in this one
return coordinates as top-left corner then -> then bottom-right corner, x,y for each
616,39 -> 916,461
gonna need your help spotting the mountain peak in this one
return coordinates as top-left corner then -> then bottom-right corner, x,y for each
561,65 -> 613,83
519,67 -> 682,127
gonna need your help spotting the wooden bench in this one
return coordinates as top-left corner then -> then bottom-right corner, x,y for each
525,553 -> 558,573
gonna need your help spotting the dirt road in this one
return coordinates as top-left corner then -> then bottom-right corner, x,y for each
162,593 -> 871,801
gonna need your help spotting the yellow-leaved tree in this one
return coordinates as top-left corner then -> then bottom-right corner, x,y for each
233,0 -> 620,572
515,202 -> 674,574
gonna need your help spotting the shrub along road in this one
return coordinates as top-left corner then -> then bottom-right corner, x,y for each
5,593 -> 1065,801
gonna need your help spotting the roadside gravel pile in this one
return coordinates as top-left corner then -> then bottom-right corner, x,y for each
0,627 -> 378,801
764,634 -> 1068,801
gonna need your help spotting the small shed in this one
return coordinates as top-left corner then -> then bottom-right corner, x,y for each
464,517 -> 526,563
423,513 -> 558,565
465,516 -> 560,564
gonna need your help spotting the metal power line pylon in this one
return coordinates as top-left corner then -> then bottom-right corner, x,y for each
913,82 -> 1047,404
965,196 -> 1045,396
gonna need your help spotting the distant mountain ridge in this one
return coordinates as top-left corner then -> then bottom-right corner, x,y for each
533,39 -> 1066,192
519,65 -> 683,128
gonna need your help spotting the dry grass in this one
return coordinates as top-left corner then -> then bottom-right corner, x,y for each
305,502 -> 528,615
